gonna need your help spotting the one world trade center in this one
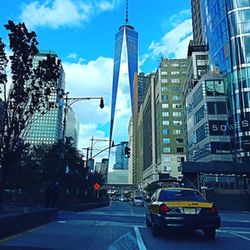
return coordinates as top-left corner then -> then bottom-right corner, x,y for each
109,0 -> 138,146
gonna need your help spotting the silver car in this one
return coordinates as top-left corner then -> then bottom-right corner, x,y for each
133,196 -> 145,207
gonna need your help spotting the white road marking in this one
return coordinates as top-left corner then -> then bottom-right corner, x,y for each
60,219 -> 146,228
130,208 -> 134,216
134,226 -> 147,250
230,232 -> 250,241
77,211 -> 144,217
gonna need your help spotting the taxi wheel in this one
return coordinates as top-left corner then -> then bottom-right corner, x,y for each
151,222 -> 161,237
203,229 -> 216,240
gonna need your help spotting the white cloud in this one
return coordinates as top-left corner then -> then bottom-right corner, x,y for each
165,9 -> 191,28
62,55 -> 131,160
149,18 -> 192,59
20,0 -> 121,29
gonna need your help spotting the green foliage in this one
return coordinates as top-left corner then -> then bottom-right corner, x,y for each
0,20 -> 61,202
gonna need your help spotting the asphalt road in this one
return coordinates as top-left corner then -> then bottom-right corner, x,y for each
0,201 -> 250,250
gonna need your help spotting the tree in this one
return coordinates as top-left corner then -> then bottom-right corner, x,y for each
0,20 -> 61,204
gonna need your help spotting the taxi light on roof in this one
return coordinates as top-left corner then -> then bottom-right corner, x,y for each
159,203 -> 170,213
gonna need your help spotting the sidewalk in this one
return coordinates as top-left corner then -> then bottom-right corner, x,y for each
0,204 -> 59,239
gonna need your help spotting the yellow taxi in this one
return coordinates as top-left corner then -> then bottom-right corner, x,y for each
146,187 -> 221,239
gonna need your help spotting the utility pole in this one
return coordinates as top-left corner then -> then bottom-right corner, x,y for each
89,137 -> 109,159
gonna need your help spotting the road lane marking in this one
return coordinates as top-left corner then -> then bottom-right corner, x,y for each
134,226 -> 147,250
76,211 -> 144,217
130,208 -> 134,216
230,232 -> 250,241
58,219 -> 146,228
0,233 -> 22,244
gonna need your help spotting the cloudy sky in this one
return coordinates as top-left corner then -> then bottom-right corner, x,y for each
0,0 -> 192,164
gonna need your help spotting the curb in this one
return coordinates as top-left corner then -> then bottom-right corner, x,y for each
0,208 -> 59,239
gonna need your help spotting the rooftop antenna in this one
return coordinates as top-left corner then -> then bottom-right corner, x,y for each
125,0 -> 128,24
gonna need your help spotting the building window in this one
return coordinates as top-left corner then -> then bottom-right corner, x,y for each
161,87 -> 168,92
177,147 -> 184,153
162,112 -> 169,117
161,79 -> 168,83
162,95 -> 168,101
172,86 -> 181,92
216,102 -> 227,114
162,103 -> 169,108
171,63 -> 179,67
176,138 -> 183,143
163,138 -> 170,144
161,71 -> 168,75
207,102 -> 216,114
173,112 -> 182,117
163,157 -> 171,162
173,103 -> 182,108
163,147 -> 171,153
173,121 -> 182,126
177,157 -> 184,162
195,105 -> 205,124
171,79 -> 180,83
171,71 -> 180,75
172,95 -> 181,101
173,129 -> 182,135
193,85 -> 203,108
162,120 -> 170,125
163,129 -> 170,135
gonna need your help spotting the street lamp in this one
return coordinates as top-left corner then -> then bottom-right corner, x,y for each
89,137 -> 109,158
61,91 -> 105,141
57,90 -> 105,175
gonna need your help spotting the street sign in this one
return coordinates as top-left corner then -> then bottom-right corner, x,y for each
93,182 -> 101,191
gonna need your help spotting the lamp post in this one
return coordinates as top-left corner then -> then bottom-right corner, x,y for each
62,92 -> 104,142
89,137 -> 109,158
58,90 -> 105,176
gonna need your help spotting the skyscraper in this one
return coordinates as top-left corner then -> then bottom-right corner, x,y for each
201,0 -> 250,163
25,51 -> 65,145
109,0 -> 138,145
191,0 -> 206,45
113,141 -> 128,170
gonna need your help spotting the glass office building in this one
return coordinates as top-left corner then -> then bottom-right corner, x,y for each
109,19 -> 138,144
201,0 -> 250,162
25,51 -> 65,145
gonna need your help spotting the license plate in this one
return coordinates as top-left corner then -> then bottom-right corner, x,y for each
184,208 -> 196,214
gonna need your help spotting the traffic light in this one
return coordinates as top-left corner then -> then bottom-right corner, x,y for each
99,97 -> 104,109
124,146 -> 131,158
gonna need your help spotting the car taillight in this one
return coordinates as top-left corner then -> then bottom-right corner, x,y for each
159,203 -> 170,213
210,205 -> 218,215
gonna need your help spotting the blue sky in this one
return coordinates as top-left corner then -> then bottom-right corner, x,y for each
0,0 -> 192,162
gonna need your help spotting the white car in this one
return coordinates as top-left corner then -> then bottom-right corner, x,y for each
133,196 -> 145,207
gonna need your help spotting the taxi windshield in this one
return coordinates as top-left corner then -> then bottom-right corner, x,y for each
159,189 -> 205,202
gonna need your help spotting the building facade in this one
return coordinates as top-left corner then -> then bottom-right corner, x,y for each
191,0 -> 206,45
65,106 -> 79,147
201,0 -> 250,162
154,58 -> 188,179
113,141 -> 128,170
25,51 -> 65,145
185,73 -> 233,162
109,1 -> 138,145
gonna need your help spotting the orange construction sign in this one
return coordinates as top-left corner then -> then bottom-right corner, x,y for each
93,182 -> 101,191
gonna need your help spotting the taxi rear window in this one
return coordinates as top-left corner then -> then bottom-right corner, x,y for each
158,189 -> 205,202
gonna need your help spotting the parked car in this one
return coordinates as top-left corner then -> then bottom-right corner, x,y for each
133,196 -> 145,207
146,187 -> 221,239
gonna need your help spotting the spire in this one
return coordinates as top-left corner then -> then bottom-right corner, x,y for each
125,0 -> 128,24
